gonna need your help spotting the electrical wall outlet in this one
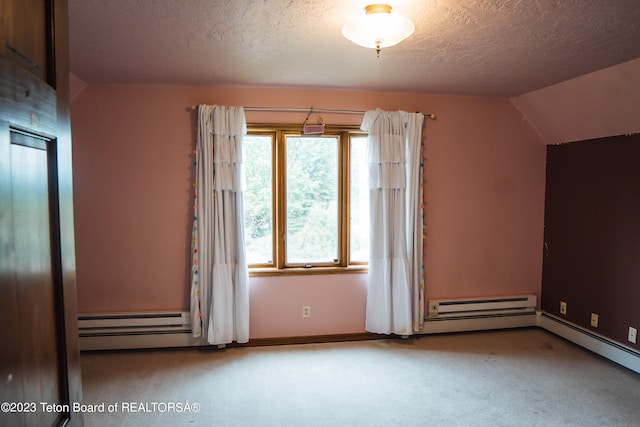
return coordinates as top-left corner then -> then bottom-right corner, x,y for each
302,306 -> 311,318
629,327 -> 637,344
560,301 -> 567,315
590,313 -> 599,328
427,301 -> 439,318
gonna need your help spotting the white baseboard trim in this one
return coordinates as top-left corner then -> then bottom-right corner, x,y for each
537,311 -> 640,374
78,310 -> 640,374
419,313 -> 538,335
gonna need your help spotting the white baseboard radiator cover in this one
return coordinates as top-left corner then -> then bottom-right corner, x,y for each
78,311 -> 200,351
538,312 -> 640,375
420,295 -> 538,334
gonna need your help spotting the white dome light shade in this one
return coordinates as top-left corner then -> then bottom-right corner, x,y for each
342,4 -> 415,55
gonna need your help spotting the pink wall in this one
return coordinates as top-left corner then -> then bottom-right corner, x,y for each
70,84 -> 546,339
511,58 -> 640,144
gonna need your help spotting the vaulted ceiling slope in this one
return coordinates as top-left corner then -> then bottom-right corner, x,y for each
68,0 -> 640,97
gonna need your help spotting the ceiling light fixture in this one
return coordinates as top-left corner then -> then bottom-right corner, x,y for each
342,4 -> 415,57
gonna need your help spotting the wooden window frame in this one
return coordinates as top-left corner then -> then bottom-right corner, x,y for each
246,124 -> 368,276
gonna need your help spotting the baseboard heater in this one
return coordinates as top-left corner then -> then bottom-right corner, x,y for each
78,311 -> 198,351
420,295 -> 537,334
538,312 -> 640,374
427,295 -> 537,319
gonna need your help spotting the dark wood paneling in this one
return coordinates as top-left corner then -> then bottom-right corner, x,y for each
1,0 -> 83,425
0,57 -> 57,137
542,134 -> 640,349
52,0 -> 84,419
2,0 -> 48,80
0,121 -> 27,426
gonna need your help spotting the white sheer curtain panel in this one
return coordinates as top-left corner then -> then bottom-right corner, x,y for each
361,109 -> 425,335
190,104 -> 250,345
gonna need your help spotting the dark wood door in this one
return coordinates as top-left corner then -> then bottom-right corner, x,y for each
1,1 -> 83,426
1,130 -> 66,427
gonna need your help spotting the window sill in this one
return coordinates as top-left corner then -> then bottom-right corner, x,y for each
249,265 -> 368,277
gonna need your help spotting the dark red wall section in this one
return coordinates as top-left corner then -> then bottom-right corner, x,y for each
542,133 -> 640,349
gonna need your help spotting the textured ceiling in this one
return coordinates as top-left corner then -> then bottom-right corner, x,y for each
68,0 -> 640,97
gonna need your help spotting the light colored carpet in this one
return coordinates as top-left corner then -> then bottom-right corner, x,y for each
80,328 -> 640,426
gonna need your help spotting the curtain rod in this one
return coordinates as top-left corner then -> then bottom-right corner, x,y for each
190,105 -> 436,119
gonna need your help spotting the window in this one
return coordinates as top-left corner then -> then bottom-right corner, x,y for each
243,125 -> 368,273
349,134 -> 369,262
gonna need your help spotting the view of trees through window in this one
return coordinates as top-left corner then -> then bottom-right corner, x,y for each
286,136 -> 338,263
244,134 -> 273,265
349,135 -> 369,262
243,127 -> 368,270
